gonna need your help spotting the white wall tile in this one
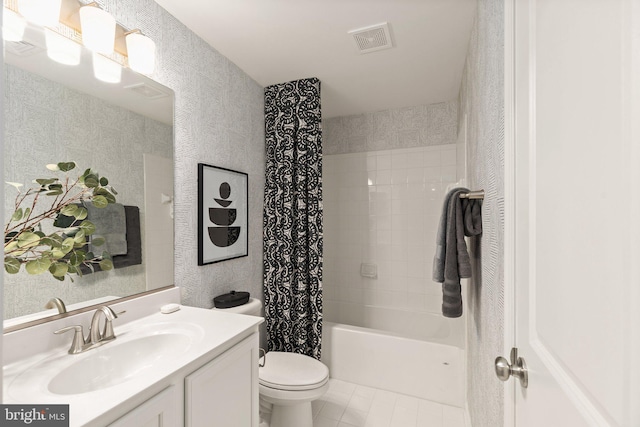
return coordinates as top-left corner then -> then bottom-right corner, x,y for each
391,245 -> 409,262
391,214 -> 408,231
425,166 -> 443,183
391,152 -> 408,169
391,184 -> 408,200
366,155 -> 377,171
424,151 -> 442,167
391,169 -> 408,185
407,168 -> 425,184
324,144 -> 457,338
377,154 -> 392,170
441,148 -> 457,166
406,150 -> 424,169
376,169 -> 392,185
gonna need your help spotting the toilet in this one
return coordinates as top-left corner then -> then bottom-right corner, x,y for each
212,297 -> 329,427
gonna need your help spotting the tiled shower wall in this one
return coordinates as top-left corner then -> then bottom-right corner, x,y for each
323,146 -> 461,345
323,102 -> 465,347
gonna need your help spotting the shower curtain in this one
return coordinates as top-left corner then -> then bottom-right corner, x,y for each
263,78 -> 323,360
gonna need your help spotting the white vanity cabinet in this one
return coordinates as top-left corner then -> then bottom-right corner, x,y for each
185,334 -> 259,427
106,332 -> 259,427
3,298 -> 263,427
108,386 -> 179,427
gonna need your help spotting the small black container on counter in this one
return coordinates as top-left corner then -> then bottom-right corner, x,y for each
213,290 -> 250,308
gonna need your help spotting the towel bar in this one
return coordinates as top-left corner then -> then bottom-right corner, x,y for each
460,190 -> 484,200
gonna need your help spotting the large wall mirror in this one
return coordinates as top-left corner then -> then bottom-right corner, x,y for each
3,21 -> 175,331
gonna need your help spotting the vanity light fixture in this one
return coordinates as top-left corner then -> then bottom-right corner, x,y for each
79,3 -> 116,54
3,0 -> 157,77
45,28 -> 81,66
17,0 -> 62,27
92,52 -> 122,84
125,30 -> 156,75
2,8 -> 27,42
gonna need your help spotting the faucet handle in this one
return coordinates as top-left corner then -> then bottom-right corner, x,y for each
54,325 -> 86,354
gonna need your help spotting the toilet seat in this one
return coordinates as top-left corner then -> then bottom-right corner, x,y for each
259,351 -> 329,391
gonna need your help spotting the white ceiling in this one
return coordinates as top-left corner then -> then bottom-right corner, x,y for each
154,0 -> 477,118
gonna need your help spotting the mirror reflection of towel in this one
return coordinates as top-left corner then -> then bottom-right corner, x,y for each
83,202 -> 128,256
78,206 -> 141,274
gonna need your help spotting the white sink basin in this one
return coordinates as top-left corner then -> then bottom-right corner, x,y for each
7,321 -> 203,398
48,333 -> 191,395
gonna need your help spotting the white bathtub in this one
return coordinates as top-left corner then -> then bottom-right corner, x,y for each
321,322 -> 464,408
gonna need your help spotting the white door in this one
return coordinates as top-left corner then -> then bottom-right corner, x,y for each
510,0 -> 640,426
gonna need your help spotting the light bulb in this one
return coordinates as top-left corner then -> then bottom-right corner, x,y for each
17,0 -> 61,27
45,29 -> 81,66
80,5 -> 116,54
3,8 -> 27,42
92,53 -> 121,84
126,32 -> 156,75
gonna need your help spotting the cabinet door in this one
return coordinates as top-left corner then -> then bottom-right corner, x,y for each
185,334 -> 259,427
108,386 -> 179,427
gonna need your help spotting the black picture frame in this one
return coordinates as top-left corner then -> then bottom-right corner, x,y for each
198,163 -> 248,265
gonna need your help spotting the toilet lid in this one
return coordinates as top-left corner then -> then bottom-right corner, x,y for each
259,351 -> 329,391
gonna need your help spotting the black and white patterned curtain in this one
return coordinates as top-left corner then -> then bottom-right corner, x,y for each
263,78 -> 323,360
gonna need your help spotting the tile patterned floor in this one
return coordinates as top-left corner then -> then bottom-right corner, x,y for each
312,379 -> 465,427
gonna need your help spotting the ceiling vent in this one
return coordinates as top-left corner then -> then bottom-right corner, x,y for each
124,82 -> 170,99
348,22 -> 393,54
4,40 -> 43,57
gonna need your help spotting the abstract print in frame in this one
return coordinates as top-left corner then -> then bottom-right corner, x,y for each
198,163 -> 248,265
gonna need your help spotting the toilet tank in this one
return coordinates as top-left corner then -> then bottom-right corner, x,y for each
211,297 -> 262,316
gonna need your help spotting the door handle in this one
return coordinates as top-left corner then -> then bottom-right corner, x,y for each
495,347 -> 528,388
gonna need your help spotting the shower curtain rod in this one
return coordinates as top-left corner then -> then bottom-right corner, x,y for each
460,190 -> 485,200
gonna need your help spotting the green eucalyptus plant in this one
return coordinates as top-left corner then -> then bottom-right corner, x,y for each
4,162 -> 118,281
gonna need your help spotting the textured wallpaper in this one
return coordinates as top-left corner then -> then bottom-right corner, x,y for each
323,101 -> 457,155
3,65 -> 172,319
3,0 -> 266,318
459,0 -> 505,425
100,0 -> 266,310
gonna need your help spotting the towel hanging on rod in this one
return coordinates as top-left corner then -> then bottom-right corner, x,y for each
433,187 -> 483,318
459,190 -> 484,200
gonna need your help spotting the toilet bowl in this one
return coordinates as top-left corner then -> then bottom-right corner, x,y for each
212,297 -> 329,427
259,351 -> 329,427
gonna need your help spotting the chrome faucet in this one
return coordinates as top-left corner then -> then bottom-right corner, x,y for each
45,297 -> 67,314
54,305 -> 122,354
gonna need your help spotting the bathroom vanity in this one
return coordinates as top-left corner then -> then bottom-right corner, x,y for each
2,289 -> 262,427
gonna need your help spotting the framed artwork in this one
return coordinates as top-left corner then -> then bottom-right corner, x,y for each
198,163 -> 248,265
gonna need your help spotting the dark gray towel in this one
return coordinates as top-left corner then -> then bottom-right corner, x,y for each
80,206 -> 142,274
433,188 -> 483,318
432,188 -> 466,283
112,206 -> 142,269
84,202 -> 128,256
